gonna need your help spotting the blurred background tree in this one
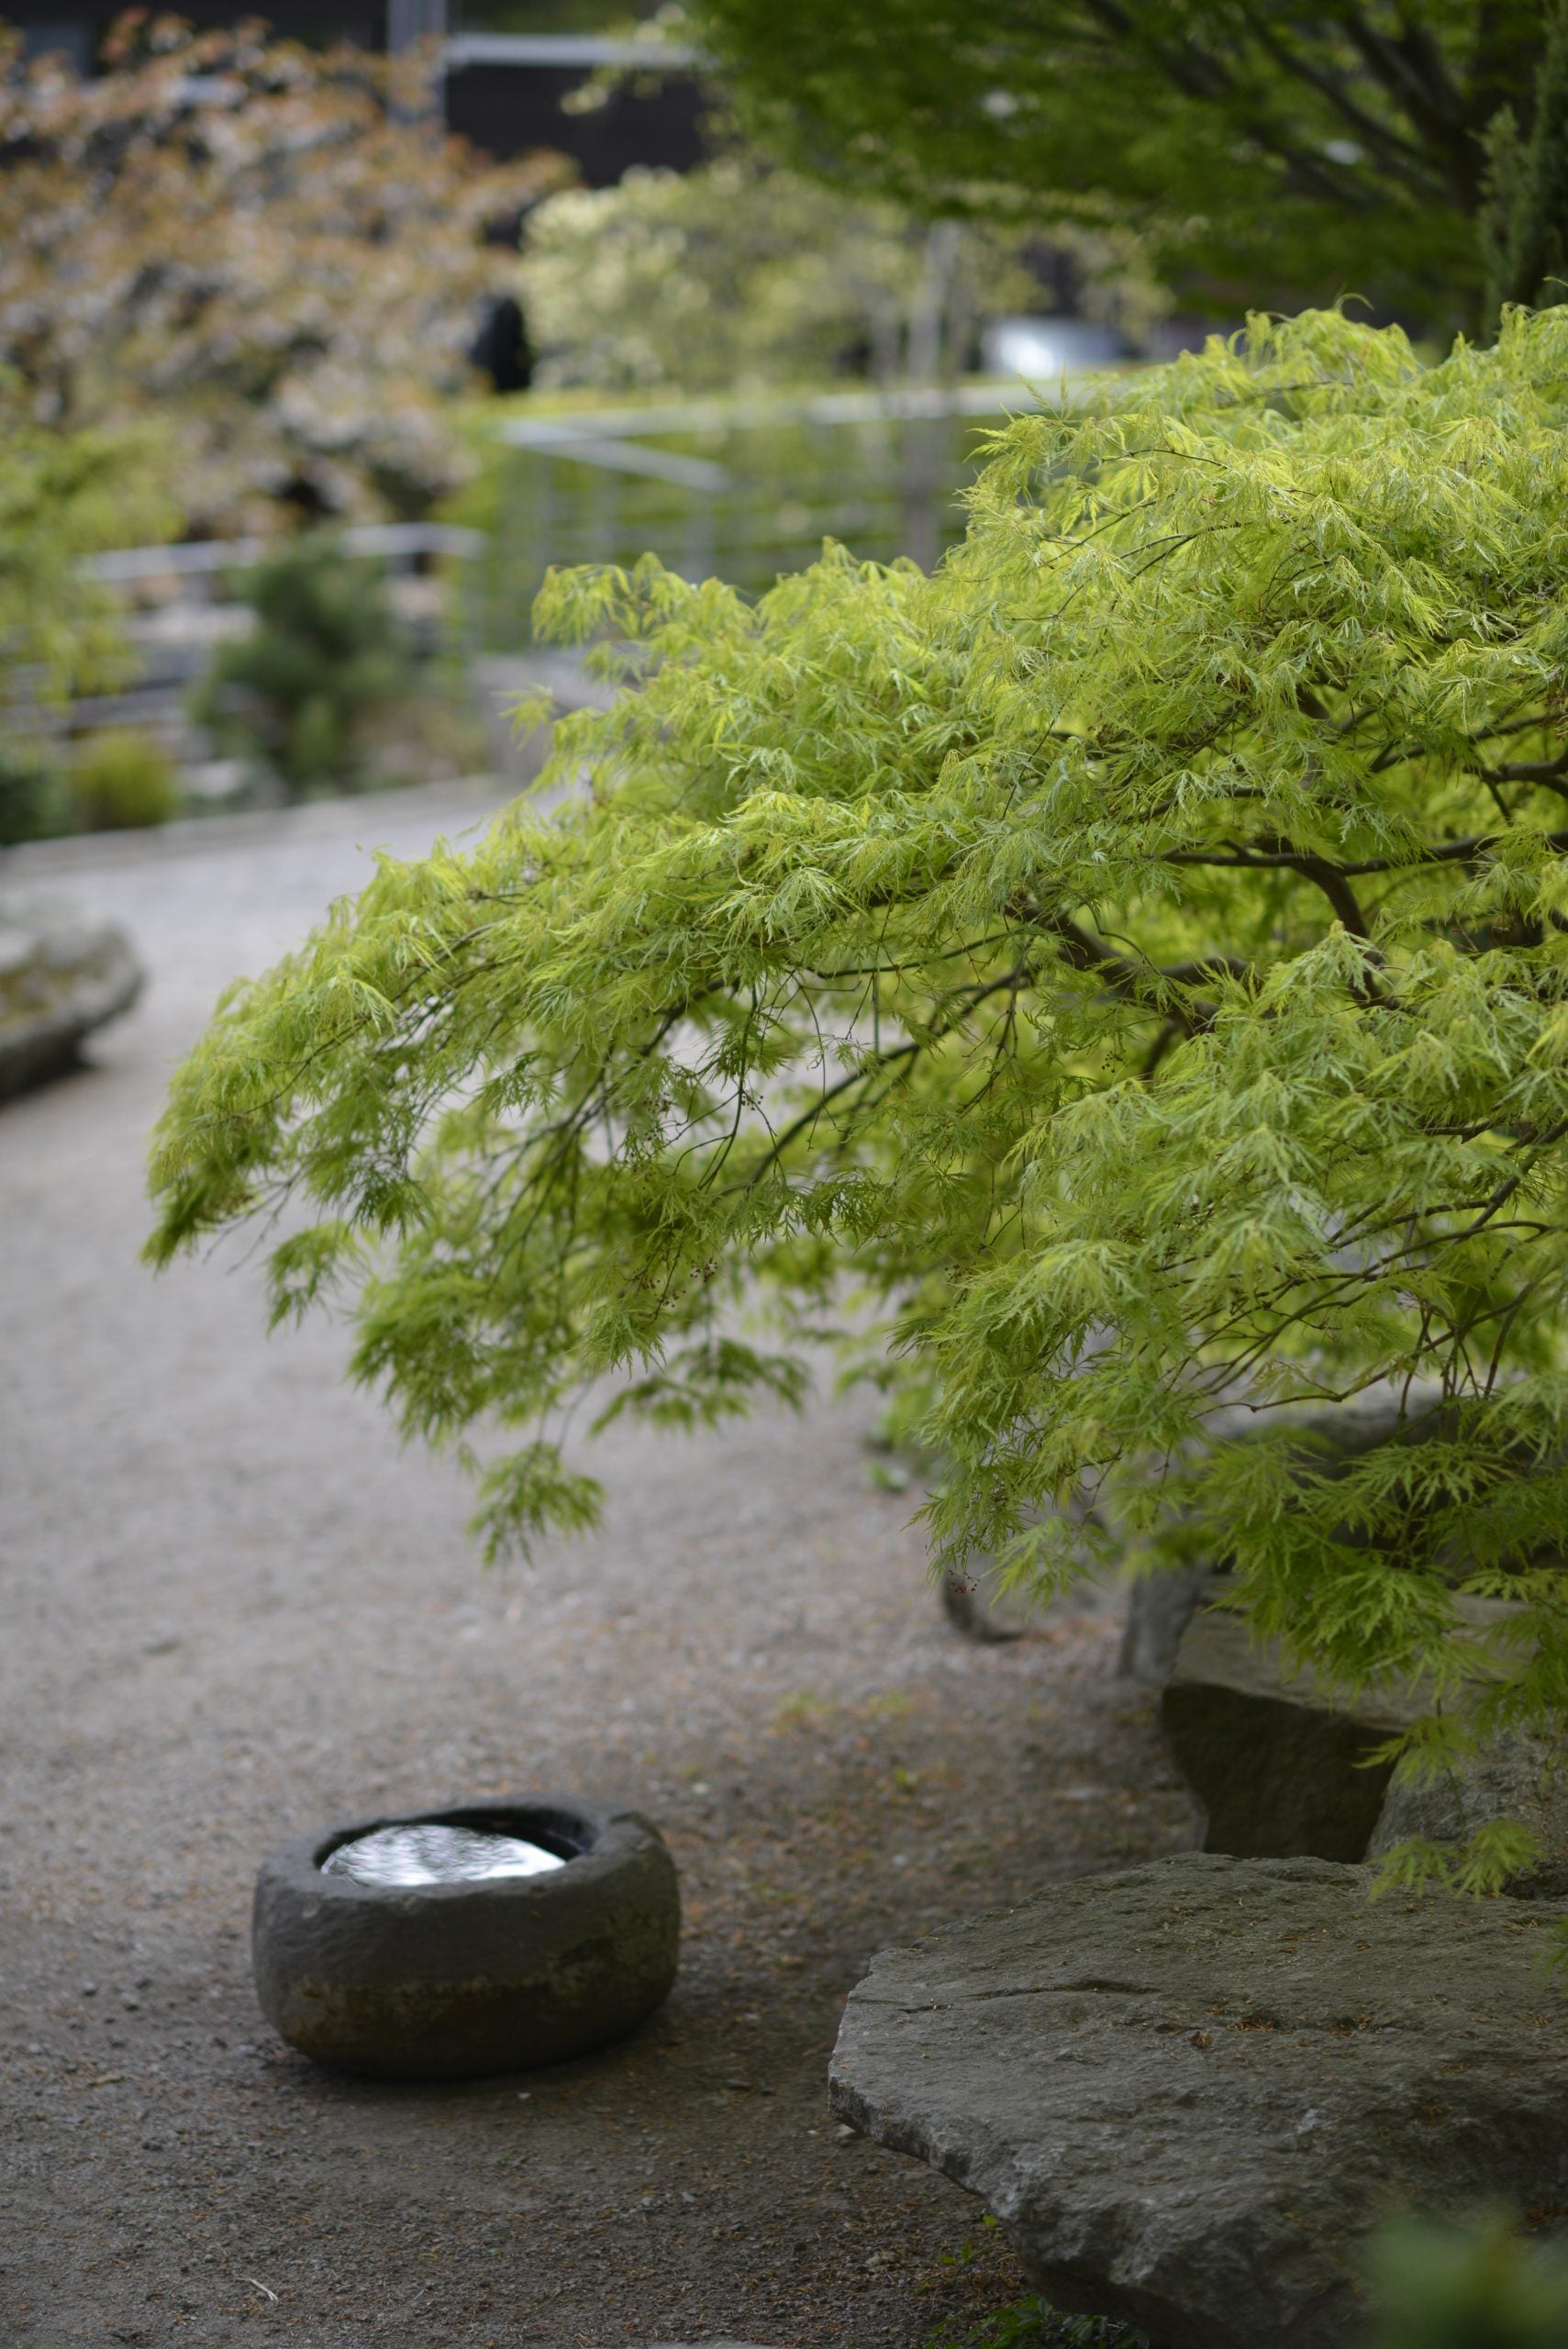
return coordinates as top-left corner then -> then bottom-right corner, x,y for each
0,394 -> 168,700
517,154 -> 1166,394
683,0 -> 1558,335
0,17 -> 566,538
1479,4 -> 1568,326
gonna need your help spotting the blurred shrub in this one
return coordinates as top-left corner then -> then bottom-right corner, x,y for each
193,537 -> 414,798
0,740 -> 74,845
1366,2212 -> 1568,2348
70,730 -> 177,831
0,395 -> 172,781
919,2221 -> 1568,2349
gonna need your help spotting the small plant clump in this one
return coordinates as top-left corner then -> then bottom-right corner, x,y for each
69,729 -> 176,832
0,740 -> 72,846
1366,2210 -> 1568,2348
923,2294 -> 1146,2348
149,306 -> 1568,1907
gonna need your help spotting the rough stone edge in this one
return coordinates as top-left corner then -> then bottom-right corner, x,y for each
0,910 -> 144,1099
1118,1560 -> 1215,1682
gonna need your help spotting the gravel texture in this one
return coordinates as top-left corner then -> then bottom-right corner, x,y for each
0,784 -> 1194,2349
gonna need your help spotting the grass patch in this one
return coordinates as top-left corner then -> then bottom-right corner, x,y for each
922,2295 -> 1148,2349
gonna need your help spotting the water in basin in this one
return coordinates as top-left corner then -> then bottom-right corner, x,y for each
322,1822 -> 568,1887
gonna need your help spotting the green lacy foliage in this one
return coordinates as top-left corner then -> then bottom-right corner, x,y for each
688,0 -> 1549,333
1366,2211 -> 1568,2347
193,536 -> 415,797
150,309 -> 1568,1889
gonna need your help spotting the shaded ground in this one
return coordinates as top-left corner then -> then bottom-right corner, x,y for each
0,785 -> 1194,2349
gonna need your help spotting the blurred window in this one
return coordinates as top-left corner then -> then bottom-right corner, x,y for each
453,1 -> 659,26
386,0 -> 450,41
18,20 -> 94,69
981,317 -> 1127,378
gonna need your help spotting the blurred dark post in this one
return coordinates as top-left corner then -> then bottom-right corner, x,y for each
900,223 -> 962,573
385,0 -> 448,48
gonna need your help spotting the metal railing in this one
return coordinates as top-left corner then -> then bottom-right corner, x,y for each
444,32 -> 700,68
82,521 -> 484,586
50,385 -> 1069,756
471,378 -> 1054,651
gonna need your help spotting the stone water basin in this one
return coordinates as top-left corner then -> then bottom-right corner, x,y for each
252,1796 -> 680,2079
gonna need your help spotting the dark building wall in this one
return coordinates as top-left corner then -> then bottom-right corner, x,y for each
11,6 -> 711,175
14,6 -> 384,53
445,61 -> 706,175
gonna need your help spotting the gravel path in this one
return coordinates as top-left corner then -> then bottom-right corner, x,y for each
0,785 -> 1192,2349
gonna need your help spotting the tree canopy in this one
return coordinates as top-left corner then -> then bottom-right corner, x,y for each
149,307 -> 1568,1893
517,155 -> 1161,394
0,17 -> 562,534
684,0 -> 1559,332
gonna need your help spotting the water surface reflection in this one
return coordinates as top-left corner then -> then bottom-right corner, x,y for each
322,1822 -> 568,1887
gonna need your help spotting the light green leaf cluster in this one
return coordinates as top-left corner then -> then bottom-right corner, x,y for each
150,309 -> 1568,1890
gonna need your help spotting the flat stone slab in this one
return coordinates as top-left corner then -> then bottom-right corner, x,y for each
0,894 -> 142,1100
828,1854 -> 1568,2349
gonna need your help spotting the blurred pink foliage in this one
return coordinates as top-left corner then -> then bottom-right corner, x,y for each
0,13 -> 569,534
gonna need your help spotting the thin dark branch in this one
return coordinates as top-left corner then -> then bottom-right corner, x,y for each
1485,753 -> 1568,787
1165,829 -> 1568,878
1236,2 -> 1441,184
1031,909 -> 1250,1030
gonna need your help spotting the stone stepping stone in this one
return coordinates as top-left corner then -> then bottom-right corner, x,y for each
0,896 -> 142,1100
828,1852 -> 1568,2349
